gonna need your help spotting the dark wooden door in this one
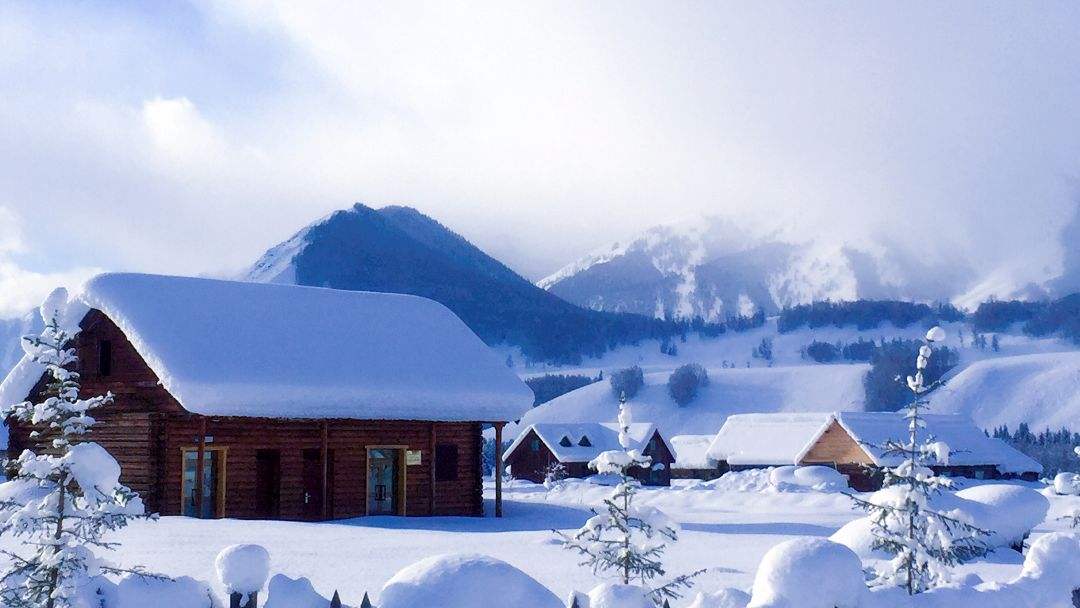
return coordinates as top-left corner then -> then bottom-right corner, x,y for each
301,449 -> 323,520
255,449 -> 281,519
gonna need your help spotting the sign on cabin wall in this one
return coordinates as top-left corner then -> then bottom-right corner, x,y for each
406,450 -> 422,466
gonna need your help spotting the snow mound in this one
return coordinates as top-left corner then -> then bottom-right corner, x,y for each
509,365 -> 868,439
111,574 -> 218,608
768,466 -> 848,492
929,351 -> 1080,431
831,483 -> 1048,558
747,538 -> 868,608
378,553 -> 562,608
1052,472 -> 1079,496
215,544 -> 270,596
687,588 -> 751,608
586,582 -> 654,608
263,574 -> 330,608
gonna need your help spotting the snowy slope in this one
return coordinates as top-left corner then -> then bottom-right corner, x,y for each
929,351 -> 1080,431
507,364 -> 869,439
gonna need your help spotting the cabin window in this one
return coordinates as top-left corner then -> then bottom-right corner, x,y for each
435,444 -> 459,481
648,437 -> 659,453
98,340 -> 112,377
530,439 -> 541,452
974,469 -> 985,480
559,436 -> 573,448
181,447 -> 226,518
578,436 -> 592,447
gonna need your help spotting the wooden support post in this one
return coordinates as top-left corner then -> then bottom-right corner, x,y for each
321,421 -> 329,520
494,422 -> 504,518
429,422 -> 436,516
195,416 -> 207,518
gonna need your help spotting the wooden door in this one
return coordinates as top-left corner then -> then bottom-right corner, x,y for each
301,449 -> 323,520
255,449 -> 281,519
367,448 -> 401,515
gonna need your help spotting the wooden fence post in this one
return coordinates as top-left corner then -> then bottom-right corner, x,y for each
359,591 -> 373,608
329,590 -> 342,608
228,591 -> 257,608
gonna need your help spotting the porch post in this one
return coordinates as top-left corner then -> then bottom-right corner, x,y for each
494,422 -> 505,518
321,420 -> 329,520
195,416 -> 207,518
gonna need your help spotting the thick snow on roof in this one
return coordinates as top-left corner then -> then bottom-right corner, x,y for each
706,411 -> 1043,474
706,413 -> 833,465
506,422 -> 669,463
836,412 -> 1043,474
0,273 -> 533,422
669,435 -> 716,469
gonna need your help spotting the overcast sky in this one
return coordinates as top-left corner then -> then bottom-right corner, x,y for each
2,1 -> 1080,317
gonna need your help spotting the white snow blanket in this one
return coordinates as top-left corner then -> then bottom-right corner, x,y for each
0,273 -> 533,421
263,574 -> 331,608
585,583 -> 654,608
670,434 -> 716,469
378,553 -> 563,608
768,465 -> 848,492
1052,472 -> 1079,496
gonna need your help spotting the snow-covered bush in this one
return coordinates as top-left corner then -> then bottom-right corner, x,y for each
378,553 -> 562,608
747,538 -> 868,608
847,326 -> 991,594
687,588 -> 750,608
1052,472 -> 1079,495
768,465 -> 848,492
110,575 -> 220,608
263,574 -> 331,608
215,544 -> 270,602
609,366 -> 644,400
544,461 -> 568,489
667,363 -> 709,406
556,395 -> 702,605
586,582 -> 654,608
0,289 -> 154,608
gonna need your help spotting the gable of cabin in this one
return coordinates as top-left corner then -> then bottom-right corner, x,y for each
799,419 -> 875,466
505,428 -> 558,483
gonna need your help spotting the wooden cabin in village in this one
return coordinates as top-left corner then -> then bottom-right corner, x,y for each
668,435 -> 722,480
0,273 -> 534,520
504,423 -> 675,486
705,412 -> 1043,491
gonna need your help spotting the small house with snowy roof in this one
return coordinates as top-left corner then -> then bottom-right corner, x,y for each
1,273 -> 534,520
504,422 -> 675,485
706,412 -> 1042,491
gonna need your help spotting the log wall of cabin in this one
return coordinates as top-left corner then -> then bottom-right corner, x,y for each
799,420 -> 875,466
6,308 -> 486,520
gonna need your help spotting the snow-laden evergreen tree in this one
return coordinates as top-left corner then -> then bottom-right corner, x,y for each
849,326 -> 990,594
0,289 -> 154,608
555,393 -> 702,605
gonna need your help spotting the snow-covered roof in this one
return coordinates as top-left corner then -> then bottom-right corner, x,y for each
669,435 -> 716,469
506,422 -> 670,463
706,411 -> 1043,474
835,412 -> 1043,474
0,273 -> 534,422
706,413 -> 834,466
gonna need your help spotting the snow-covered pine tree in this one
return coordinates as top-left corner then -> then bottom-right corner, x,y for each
849,326 -> 990,595
0,289 -> 154,608
555,393 -> 702,605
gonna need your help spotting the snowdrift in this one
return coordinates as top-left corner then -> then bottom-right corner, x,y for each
378,553 -> 562,608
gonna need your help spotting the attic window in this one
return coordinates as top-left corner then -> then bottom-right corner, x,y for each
578,436 -> 592,447
98,340 -> 112,377
559,436 -> 573,448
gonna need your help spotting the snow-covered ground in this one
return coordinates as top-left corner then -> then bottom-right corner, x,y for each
21,476 -> 1073,606
503,319 -> 1080,434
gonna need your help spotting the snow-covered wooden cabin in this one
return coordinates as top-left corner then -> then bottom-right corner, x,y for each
706,412 -> 1042,491
668,434 -> 722,480
504,423 -> 674,486
1,273 -> 533,520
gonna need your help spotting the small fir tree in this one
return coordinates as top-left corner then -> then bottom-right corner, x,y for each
849,326 -> 990,594
555,394 -> 702,605
0,289 -> 154,608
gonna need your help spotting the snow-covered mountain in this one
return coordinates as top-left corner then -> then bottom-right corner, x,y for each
539,216 -> 980,321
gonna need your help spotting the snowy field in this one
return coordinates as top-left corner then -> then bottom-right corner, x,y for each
24,476 -> 1074,606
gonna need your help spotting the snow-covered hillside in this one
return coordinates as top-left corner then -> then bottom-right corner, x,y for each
508,364 -> 869,439
930,351 -> 1080,431
539,215 -> 976,321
